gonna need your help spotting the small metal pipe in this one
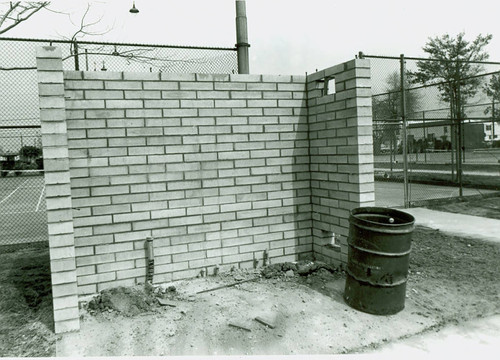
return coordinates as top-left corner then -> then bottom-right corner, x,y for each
146,237 -> 154,283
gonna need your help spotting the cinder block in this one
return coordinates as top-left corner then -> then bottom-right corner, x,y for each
83,71 -> 121,80
85,90 -> 124,99
180,82 -> 213,90
215,99 -> 246,108
85,109 -> 124,119
37,71 -> 64,84
78,272 -> 116,286
106,99 -> 143,109
54,318 -> 80,334
65,99 -> 105,109
222,252 -> 253,264
105,80 -> 142,90
53,307 -> 79,323
52,282 -> 78,298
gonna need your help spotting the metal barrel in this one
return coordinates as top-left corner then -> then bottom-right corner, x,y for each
344,207 -> 415,315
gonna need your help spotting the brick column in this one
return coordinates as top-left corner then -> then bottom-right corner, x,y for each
308,59 -> 375,267
36,47 -> 79,333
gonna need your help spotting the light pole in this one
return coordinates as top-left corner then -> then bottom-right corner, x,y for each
235,0 -> 250,74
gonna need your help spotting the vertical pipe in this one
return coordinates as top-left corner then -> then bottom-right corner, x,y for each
235,0 -> 250,74
400,54 -> 409,208
85,49 -> 89,71
457,83 -> 463,196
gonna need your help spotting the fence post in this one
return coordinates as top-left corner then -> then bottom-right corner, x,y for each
457,81 -> 463,196
400,54 -> 409,208
423,111 -> 427,163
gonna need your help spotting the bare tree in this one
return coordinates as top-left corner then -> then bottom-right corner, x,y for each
0,1 -> 50,35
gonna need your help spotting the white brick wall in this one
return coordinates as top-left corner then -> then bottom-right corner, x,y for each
38,48 -> 374,334
61,70 -> 312,294
307,59 -> 375,266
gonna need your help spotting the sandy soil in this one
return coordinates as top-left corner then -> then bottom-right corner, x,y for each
56,226 -> 500,356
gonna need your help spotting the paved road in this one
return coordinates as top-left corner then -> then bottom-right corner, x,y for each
375,181 -> 497,208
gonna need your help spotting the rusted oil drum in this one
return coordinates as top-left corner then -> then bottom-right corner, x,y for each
344,207 -> 415,315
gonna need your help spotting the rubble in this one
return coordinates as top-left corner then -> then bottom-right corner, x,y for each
261,261 -> 339,279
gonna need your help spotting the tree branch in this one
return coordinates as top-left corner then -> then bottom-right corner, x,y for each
0,1 -> 50,35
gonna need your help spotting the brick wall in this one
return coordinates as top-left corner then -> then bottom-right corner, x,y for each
36,47 -> 79,333
36,47 -> 373,333
307,60 -> 375,265
63,71 -> 312,294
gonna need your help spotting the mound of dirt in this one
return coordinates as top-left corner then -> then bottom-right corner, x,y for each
87,286 -> 157,316
261,261 -> 339,279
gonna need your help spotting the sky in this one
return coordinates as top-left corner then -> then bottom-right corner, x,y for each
3,0 -> 500,76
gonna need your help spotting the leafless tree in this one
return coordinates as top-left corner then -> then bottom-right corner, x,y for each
0,1 -> 50,35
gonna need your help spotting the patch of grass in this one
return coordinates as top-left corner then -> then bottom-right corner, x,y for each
375,172 -> 500,190
0,247 -> 56,357
424,194 -> 500,220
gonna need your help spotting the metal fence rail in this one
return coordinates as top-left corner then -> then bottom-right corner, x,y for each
364,53 -> 500,208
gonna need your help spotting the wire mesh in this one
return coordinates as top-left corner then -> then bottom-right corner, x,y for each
0,37 -> 237,248
368,55 -> 500,207
0,126 -> 46,246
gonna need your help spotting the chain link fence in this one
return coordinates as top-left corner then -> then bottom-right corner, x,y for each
366,54 -> 500,208
0,37 -> 238,247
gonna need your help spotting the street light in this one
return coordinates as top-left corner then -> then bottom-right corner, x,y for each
129,1 -> 139,14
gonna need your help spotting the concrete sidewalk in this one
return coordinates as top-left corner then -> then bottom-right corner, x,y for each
371,314 -> 500,357
368,207 -> 500,358
402,207 -> 500,243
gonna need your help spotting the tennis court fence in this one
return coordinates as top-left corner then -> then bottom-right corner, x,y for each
0,124 -> 47,247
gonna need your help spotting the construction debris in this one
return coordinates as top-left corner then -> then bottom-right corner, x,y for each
254,316 -> 276,329
196,277 -> 260,294
261,261 -> 338,279
228,321 -> 252,332
157,298 -> 177,307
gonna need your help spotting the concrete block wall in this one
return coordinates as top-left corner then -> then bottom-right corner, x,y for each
36,47 -> 374,333
307,59 -> 375,265
62,71 -> 312,294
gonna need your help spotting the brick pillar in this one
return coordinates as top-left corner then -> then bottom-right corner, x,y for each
308,59 -> 375,267
36,47 -> 79,333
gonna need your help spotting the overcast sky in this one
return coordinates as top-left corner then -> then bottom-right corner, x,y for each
3,0 -> 500,75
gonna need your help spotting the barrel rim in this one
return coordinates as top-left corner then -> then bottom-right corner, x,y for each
350,207 -> 415,227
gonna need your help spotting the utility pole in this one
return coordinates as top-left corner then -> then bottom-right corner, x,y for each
400,54 -> 409,208
235,0 -> 250,74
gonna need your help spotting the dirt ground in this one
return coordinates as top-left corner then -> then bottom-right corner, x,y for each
1,225 -> 498,357
426,193 -> 500,220
55,226 -> 500,356
0,245 -> 56,357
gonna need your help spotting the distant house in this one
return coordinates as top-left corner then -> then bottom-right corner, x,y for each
406,121 -> 488,150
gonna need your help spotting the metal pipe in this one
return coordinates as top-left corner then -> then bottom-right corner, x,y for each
457,84 -> 463,196
146,237 -> 154,283
400,54 -> 409,208
235,0 -> 250,74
